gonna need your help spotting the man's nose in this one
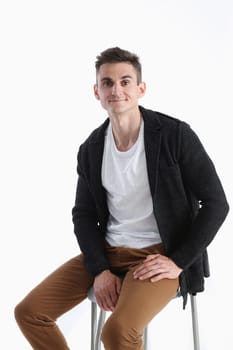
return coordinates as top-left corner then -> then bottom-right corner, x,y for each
111,83 -> 122,95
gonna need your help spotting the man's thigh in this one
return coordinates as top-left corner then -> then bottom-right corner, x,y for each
19,254 -> 94,319
111,268 -> 179,330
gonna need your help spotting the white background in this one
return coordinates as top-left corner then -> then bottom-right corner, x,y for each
1,1 -> 232,349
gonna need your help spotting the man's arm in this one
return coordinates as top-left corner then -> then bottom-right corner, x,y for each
72,146 -> 110,276
169,122 -> 229,270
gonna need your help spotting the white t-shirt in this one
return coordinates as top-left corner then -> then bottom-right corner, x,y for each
101,119 -> 161,248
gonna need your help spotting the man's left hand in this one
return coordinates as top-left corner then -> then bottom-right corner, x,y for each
133,254 -> 183,282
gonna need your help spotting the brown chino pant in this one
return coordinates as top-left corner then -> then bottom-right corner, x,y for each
15,243 -> 179,350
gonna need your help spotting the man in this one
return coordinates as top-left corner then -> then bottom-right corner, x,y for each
15,47 -> 229,350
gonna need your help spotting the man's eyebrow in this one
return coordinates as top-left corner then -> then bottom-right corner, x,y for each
121,75 -> 133,80
100,75 -> 133,82
100,77 -> 113,82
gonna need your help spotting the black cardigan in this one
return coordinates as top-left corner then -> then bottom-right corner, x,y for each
72,106 -> 229,306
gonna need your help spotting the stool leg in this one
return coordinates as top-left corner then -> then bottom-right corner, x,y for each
91,302 -> 97,350
95,309 -> 106,350
143,326 -> 148,350
190,294 -> 200,350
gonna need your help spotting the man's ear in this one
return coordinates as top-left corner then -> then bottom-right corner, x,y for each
138,82 -> 146,98
93,84 -> 100,100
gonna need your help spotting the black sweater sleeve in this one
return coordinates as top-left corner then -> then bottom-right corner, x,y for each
169,122 -> 229,269
72,145 -> 110,276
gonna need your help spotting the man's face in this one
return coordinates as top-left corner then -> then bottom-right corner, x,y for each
94,62 -> 146,116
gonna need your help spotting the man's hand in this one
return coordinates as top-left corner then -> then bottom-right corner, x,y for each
93,270 -> 122,311
133,254 -> 183,282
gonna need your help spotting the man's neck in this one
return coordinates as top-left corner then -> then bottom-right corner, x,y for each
109,109 -> 142,152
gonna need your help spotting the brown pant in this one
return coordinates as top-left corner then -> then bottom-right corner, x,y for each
15,243 -> 179,350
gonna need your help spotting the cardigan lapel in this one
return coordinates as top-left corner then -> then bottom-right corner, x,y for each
88,119 -> 109,210
140,106 -> 162,197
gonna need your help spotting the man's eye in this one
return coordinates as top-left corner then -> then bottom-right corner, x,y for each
121,80 -> 130,86
102,80 -> 113,87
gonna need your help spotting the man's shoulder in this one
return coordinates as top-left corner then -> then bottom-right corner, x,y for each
81,118 -> 109,148
140,105 -> 189,128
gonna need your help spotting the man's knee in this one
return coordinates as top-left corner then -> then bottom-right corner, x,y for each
14,298 -> 30,328
101,315 -> 142,349
14,296 -> 46,329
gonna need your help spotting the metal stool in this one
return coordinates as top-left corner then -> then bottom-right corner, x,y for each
88,287 -> 200,350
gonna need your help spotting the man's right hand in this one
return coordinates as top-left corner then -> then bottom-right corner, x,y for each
93,270 -> 122,311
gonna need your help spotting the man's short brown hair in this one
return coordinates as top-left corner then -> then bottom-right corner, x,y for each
95,47 -> 142,84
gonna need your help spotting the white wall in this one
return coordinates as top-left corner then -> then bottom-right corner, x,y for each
1,1 -> 232,349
